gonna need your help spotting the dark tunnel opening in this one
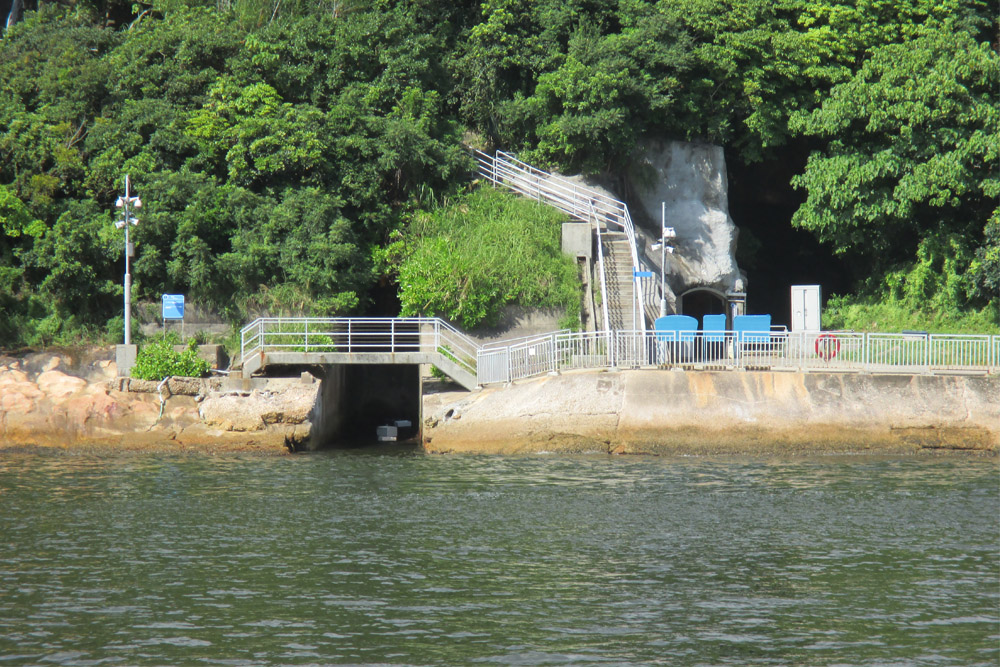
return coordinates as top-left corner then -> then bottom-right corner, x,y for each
313,364 -> 422,448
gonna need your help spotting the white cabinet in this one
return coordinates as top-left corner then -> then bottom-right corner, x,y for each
791,285 -> 821,332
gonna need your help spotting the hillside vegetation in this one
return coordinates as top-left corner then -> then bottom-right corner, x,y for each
0,0 -> 996,348
390,188 -> 580,330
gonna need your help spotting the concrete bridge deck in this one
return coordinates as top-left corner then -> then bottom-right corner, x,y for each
239,317 -> 479,390
239,317 -> 1000,390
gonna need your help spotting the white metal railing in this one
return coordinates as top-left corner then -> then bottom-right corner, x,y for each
476,330 -> 614,385
239,317 -> 480,376
480,330 -> 571,351
239,318 -> 999,385
474,149 -> 651,334
474,330 -> 1000,385
593,206 -> 612,337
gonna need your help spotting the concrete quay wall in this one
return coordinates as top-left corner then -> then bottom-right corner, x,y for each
422,370 -> 1000,455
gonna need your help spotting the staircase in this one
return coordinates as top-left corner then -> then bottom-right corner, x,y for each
601,231 -> 636,331
473,150 -> 655,334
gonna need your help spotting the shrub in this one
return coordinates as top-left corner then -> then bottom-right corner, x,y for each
132,338 -> 211,381
397,187 -> 581,329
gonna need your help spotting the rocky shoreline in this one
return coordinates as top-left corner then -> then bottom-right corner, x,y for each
0,349 -> 316,454
3,349 -> 998,456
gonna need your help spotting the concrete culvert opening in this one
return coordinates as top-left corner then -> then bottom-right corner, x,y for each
311,364 -> 422,449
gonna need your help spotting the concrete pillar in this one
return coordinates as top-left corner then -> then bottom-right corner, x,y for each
726,291 -> 746,329
115,344 -> 137,377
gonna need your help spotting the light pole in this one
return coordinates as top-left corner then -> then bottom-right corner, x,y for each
651,201 -> 676,318
115,175 -> 141,345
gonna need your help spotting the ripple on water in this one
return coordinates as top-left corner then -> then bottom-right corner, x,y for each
0,451 -> 996,666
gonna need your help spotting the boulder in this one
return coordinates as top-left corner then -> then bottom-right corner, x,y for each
0,349 -> 314,453
628,139 -> 745,296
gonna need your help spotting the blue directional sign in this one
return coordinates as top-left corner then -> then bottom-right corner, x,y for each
633,271 -> 654,278
162,294 -> 185,320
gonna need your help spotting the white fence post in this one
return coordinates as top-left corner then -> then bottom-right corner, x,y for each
239,317 -> 999,382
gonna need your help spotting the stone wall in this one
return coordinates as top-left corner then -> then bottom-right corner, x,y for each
422,369 -> 1000,455
7,348 -> 996,457
466,305 -> 567,345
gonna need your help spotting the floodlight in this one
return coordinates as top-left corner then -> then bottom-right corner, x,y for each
115,220 -> 125,229
128,217 -> 139,226
132,198 -> 142,208
115,197 -> 124,208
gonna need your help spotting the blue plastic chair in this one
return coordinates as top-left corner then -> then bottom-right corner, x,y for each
654,315 -> 698,364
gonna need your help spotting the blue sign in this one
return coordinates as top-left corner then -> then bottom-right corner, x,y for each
162,294 -> 185,320
633,270 -> 654,278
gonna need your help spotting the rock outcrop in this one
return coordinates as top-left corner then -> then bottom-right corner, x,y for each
0,349 -> 316,453
628,139 -> 745,302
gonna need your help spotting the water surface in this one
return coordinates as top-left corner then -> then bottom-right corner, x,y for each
0,449 -> 997,665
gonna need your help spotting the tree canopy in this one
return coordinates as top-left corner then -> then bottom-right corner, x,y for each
0,0 -> 996,347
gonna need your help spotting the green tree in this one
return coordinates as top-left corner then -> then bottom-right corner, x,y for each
187,78 -> 326,187
22,199 -> 119,322
790,24 -> 998,313
220,187 -> 367,316
968,214 -> 999,302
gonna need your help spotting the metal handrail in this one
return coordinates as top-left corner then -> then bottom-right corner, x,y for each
475,329 -> 1000,384
474,149 -> 649,334
241,317 -> 999,385
239,317 -> 480,376
480,329 -> 572,350
621,206 -> 647,332
591,202 -> 612,338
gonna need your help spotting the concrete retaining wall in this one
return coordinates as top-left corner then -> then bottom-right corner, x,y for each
422,370 -> 999,455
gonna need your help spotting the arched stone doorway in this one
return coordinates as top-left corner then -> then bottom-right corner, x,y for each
678,288 -> 726,326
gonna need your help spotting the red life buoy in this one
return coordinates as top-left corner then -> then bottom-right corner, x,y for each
814,333 -> 841,360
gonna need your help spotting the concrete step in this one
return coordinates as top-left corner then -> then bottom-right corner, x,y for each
433,353 -> 479,391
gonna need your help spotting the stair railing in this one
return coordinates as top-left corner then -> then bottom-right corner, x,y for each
474,149 -> 648,334
591,202 -> 613,367
590,201 -> 612,336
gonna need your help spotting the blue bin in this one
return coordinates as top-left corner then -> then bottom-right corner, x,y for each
733,314 -> 772,345
654,315 -> 698,363
702,314 -> 727,342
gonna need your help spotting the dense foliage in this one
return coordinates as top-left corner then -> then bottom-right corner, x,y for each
131,336 -> 210,380
0,0 -> 996,348
391,187 -> 580,329
0,2 -> 470,346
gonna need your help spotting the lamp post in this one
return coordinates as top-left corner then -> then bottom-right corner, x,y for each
114,175 -> 141,345
652,201 -> 676,318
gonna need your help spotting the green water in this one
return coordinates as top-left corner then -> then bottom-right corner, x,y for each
0,449 -> 997,666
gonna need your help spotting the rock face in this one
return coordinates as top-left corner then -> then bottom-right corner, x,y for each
628,139 -> 745,300
423,369 -> 1000,455
0,350 -> 317,453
